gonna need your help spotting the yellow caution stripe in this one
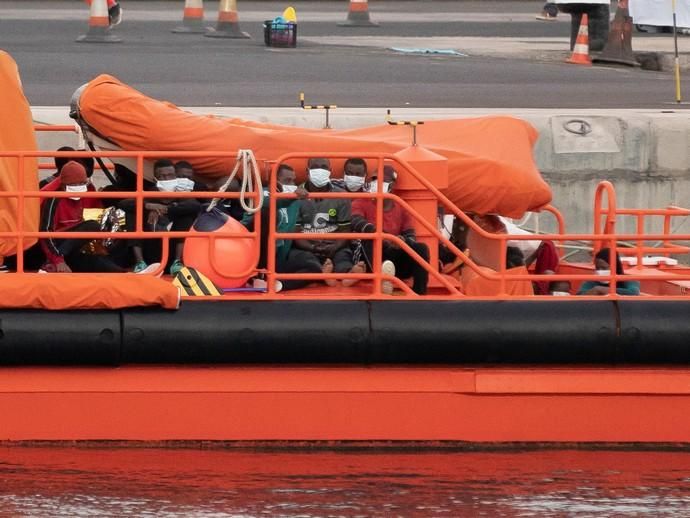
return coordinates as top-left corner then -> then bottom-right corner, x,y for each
386,120 -> 424,126
299,92 -> 336,110
173,266 -> 222,297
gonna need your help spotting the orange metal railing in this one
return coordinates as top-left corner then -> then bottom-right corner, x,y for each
8,126 -> 690,299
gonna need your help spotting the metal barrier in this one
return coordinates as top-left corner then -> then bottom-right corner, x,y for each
6,128 -> 690,300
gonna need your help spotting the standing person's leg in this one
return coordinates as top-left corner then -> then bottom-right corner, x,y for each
544,3 -> 558,17
570,11 -> 583,50
537,2 -> 558,20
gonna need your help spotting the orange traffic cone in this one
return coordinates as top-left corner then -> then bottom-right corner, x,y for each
593,1 -> 640,67
566,14 -> 592,65
77,0 -> 122,43
205,0 -> 250,39
172,0 -> 208,34
337,0 -> 379,27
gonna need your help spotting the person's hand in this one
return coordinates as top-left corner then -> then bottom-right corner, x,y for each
147,210 -> 160,226
55,261 -> 72,273
295,187 -> 309,200
384,239 -> 399,251
146,203 -> 168,214
320,243 -> 339,257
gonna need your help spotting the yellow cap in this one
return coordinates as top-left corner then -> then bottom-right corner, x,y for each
282,6 -> 297,22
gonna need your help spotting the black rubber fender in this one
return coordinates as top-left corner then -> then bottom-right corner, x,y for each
0,310 -> 121,365
122,301 -> 371,363
369,301 -> 618,364
618,301 -> 690,363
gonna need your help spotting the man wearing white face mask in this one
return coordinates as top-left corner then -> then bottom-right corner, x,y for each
351,165 -> 430,295
123,159 -> 201,275
243,164 -> 321,291
332,157 -> 368,194
294,157 -> 365,286
39,161 -> 126,273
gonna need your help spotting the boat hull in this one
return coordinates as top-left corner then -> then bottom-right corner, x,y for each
2,366 -> 690,442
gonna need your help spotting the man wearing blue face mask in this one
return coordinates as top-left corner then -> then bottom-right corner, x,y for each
294,157 -> 365,287
120,159 -> 201,275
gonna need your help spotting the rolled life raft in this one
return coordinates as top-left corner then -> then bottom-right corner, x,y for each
71,75 -> 552,218
70,75 -> 553,286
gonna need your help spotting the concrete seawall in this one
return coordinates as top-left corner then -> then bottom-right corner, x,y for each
32,107 -> 690,235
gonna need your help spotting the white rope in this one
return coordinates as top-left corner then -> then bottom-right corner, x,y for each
207,149 -> 264,214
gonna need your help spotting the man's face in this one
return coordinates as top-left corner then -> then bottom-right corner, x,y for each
155,165 -> 176,181
308,158 -> 330,171
344,163 -> 366,179
278,168 -> 296,187
176,167 -> 194,180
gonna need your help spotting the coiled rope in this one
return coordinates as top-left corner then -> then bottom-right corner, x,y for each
207,149 -> 264,214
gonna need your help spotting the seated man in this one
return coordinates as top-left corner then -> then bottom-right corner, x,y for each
293,157 -> 364,287
39,161 -> 127,273
332,157 -> 368,193
119,159 -> 201,275
243,164 -> 322,291
577,247 -> 640,296
40,146 -> 95,191
196,174 -> 244,221
173,160 -> 202,193
351,165 -> 430,295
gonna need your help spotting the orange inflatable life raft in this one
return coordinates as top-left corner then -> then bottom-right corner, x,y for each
0,51 -> 39,259
73,75 -> 552,218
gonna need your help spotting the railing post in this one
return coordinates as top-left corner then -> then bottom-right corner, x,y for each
16,153 -> 25,273
635,213 -> 645,269
374,158 -> 384,294
135,154 -> 144,233
393,146 -> 448,284
267,162 -> 278,293
593,181 -> 617,255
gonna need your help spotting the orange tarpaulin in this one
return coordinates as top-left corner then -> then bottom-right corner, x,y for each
461,265 -> 534,297
76,75 -> 551,218
0,274 -> 180,310
0,51 -> 39,258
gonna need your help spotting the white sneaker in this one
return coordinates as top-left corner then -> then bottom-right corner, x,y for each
275,280 -> 283,293
381,260 -> 395,295
252,277 -> 267,290
136,262 -> 162,276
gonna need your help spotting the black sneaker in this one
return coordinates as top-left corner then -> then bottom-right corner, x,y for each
108,2 -> 123,27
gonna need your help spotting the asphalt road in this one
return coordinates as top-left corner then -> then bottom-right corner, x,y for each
1,1 -> 687,108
